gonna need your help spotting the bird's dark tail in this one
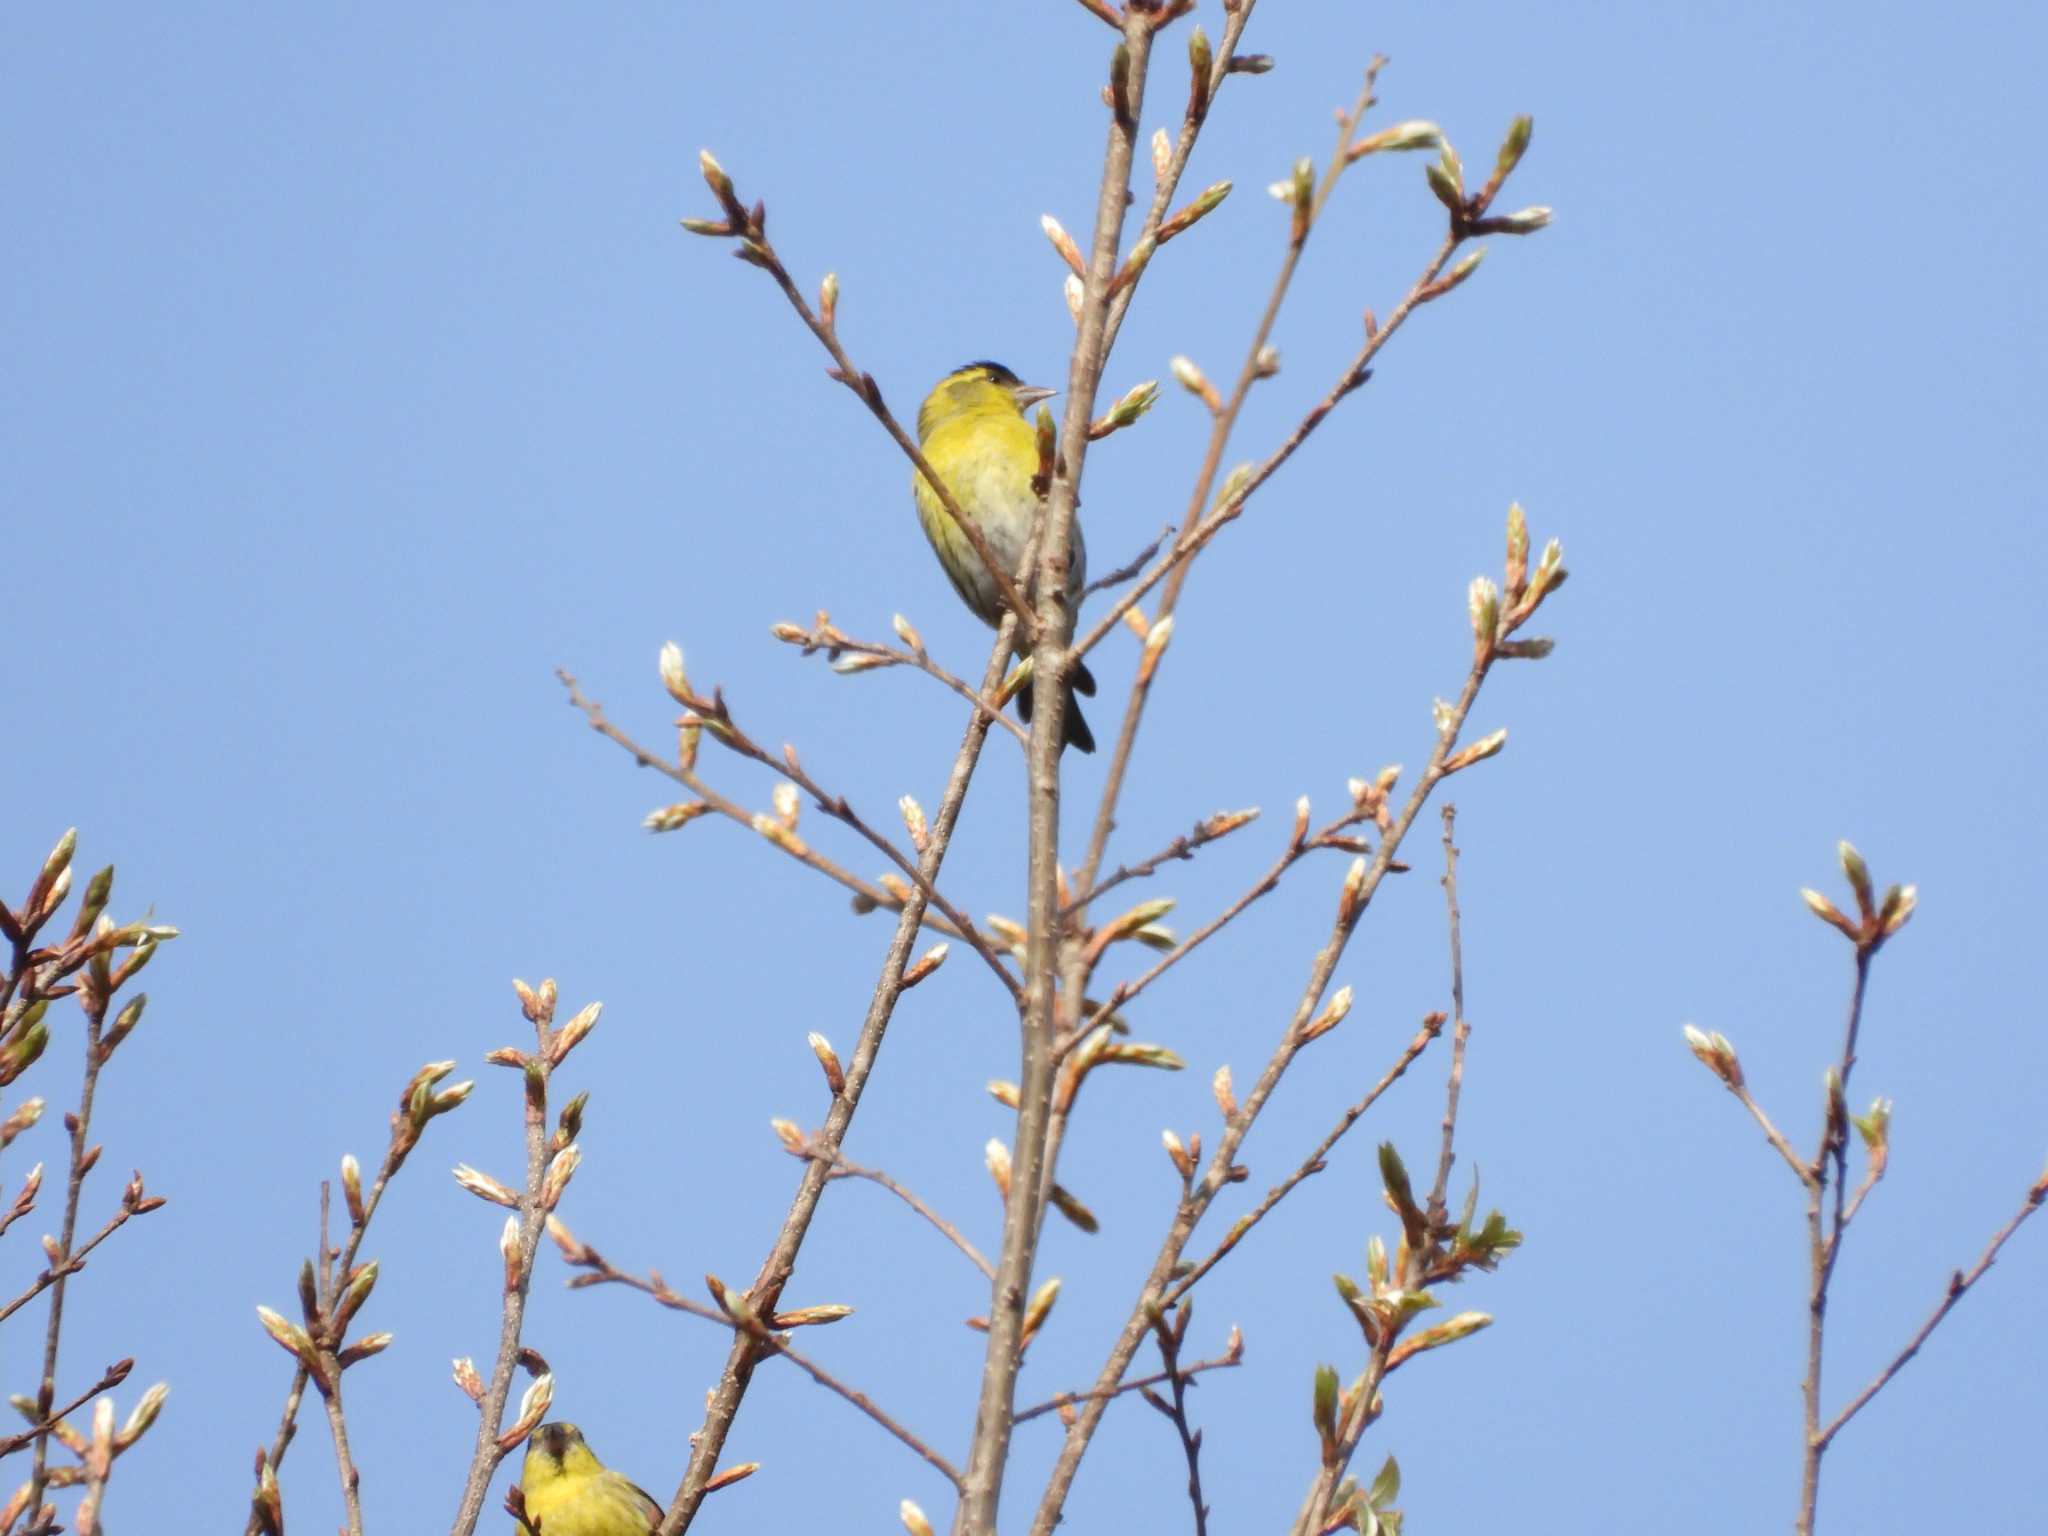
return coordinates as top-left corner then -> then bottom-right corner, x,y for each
1016,658 -> 1097,753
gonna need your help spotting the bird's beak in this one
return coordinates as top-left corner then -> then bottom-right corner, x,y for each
1014,385 -> 1057,409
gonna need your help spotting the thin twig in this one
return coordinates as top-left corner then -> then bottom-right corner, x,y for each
1426,806 -> 1469,1224
1082,523 -> 1176,597
1143,1320 -> 1210,1536
1817,1179 -> 2047,1448
688,167 -> 1037,644
1165,1017 -> 1441,1307
1065,805 -> 1260,917
560,670 -> 925,920
759,1332 -> 963,1488
1013,1350 -> 1239,1426
774,617 -> 1028,745
1728,1083 -> 1817,1187
1077,805 -> 1382,1035
0,1203 -> 143,1327
569,1247 -> 963,1487
680,685 -> 1023,1002
825,1156 -> 994,1280
1070,225 -> 1459,677
0,1360 -> 131,1459
559,669 -> 1020,1000
1838,1158 -> 1883,1228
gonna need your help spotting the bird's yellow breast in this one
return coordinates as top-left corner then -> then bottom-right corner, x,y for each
521,1468 -> 659,1535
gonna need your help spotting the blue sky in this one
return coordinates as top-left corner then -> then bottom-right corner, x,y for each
5,2 -> 2044,1531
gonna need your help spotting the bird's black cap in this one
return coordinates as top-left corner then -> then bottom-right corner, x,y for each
958,360 -> 1020,384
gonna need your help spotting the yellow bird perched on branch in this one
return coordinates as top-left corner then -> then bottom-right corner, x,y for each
515,1421 -> 661,1535
913,361 -> 1096,753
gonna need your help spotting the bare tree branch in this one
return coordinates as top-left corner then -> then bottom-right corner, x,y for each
1817,1177 -> 2047,1449
448,989 -> 569,1536
559,669 -> 1020,999
825,1154 -> 995,1281
656,626 -> 1016,1535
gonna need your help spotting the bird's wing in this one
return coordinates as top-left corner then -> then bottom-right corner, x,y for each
630,1481 -> 663,1531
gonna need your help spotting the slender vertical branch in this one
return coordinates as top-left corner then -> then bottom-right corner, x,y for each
1797,949 -> 1871,1536
244,1142 -> 405,1536
22,985 -> 109,1532
448,1018 -> 556,1536
320,1375 -> 366,1536
1076,60 -> 1380,895
957,17 -> 1154,1535
1427,805 -> 1469,1224
657,629 -> 1012,1536
1142,1320 -> 1210,1536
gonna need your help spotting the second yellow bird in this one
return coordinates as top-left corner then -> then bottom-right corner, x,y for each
516,1421 -> 661,1535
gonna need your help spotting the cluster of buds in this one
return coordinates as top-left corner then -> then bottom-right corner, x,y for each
1057,1025 -> 1185,1116
1331,1142 -> 1519,1383
13,1375 -> 172,1535
1682,1024 -> 1744,1091
1325,1452 -> 1406,1536
1406,115 -> 1549,307
1474,502 -> 1567,661
1850,1097 -> 1893,1180
1347,766 -> 1402,834
388,1059 -> 473,1165
1421,115 -> 1548,239
2,835 -> 178,1099
1088,378 -> 1161,440
255,1247 -> 388,1401
679,150 -> 767,258
1085,896 -> 1179,965
1801,841 -> 1916,957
